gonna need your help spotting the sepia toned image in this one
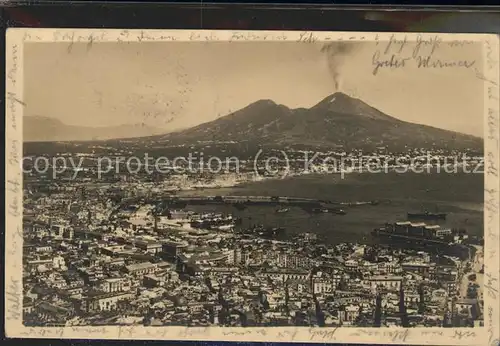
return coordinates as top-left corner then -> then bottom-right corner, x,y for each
5,29 -> 500,344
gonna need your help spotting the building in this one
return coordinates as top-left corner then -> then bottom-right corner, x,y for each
52,256 -> 66,270
143,274 -> 167,288
402,262 -> 430,277
124,262 -> 157,277
222,248 -> 235,265
26,258 -> 54,273
100,277 -> 131,293
378,261 -> 402,274
74,229 -> 110,241
65,286 -> 84,299
201,266 -> 239,278
23,297 -> 34,315
311,272 -> 334,294
50,224 -> 65,238
301,233 -> 318,242
24,220 -> 49,235
162,241 -> 188,261
277,253 -> 311,269
63,228 -> 74,240
35,245 -> 53,253
167,210 -> 192,220
234,248 -> 242,265
369,275 -> 403,291
35,301 -> 74,324
242,250 -> 250,266
454,298 -> 481,320
78,267 -> 105,285
83,291 -> 134,313
342,304 -> 360,324
260,268 -> 309,282
345,259 -> 359,270
134,239 -> 162,254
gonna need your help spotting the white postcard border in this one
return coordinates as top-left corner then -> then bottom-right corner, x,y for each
5,28 -> 500,345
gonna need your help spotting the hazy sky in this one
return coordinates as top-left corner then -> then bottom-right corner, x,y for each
24,39 -> 484,136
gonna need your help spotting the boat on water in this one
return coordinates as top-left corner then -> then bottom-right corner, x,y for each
276,207 -> 290,213
263,227 -> 285,237
308,207 -> 346,215
243,225 -> 286,238
370,220 -> 471,259
340,200 -> 380,207
259,227 -> 285,237
407,211 -> 447,220
372,221 -> 457,240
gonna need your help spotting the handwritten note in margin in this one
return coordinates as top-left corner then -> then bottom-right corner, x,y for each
5,28 -> 24,335
483,35 -> 500,346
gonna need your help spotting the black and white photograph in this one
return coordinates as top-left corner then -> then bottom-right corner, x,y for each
5,29 -> 500,344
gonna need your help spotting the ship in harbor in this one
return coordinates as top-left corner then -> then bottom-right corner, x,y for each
371,221 -> 471,259
303,207 -> 346,215
407,210 -> 447,220
189,212 -> 241,230
341,200 -> 380,207
275,207 -> 290,214
241,224 -> 286,238
371,221 -> 464,241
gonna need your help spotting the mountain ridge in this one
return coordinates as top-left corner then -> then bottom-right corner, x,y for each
23,93 -> 483,152
24,115 -> 167,142
158,92 -> 482,151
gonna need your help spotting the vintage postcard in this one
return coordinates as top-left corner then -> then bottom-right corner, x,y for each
5,28 -> 500,345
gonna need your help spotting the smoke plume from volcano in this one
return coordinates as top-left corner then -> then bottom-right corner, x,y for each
321,42 -> 357,92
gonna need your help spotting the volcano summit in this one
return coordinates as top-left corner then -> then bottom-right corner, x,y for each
154,92 -> 482,152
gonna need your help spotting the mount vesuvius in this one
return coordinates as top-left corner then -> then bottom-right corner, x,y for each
154,92 -> 483,152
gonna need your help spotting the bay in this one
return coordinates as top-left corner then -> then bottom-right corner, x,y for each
178,171 -> 484,244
